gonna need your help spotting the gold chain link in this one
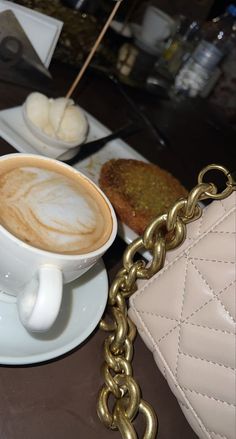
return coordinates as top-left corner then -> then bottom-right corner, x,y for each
97,164 -> 236,438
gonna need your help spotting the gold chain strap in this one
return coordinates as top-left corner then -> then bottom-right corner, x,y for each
97,164 -> 236,438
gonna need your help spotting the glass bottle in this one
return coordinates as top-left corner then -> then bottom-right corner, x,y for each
174,4 -> 236,97
163,18 -> 201,77
153,17 -> 201,81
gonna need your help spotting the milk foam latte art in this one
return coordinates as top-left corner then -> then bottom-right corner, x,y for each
0,156 -> 112,254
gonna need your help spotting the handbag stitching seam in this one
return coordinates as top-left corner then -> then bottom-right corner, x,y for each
189,259 -> 235,323
174,255 -> 189,377
175,253 -> 235,390
210,230 -> 236,234
209,230 -> 235,235
199,201 -> 227,238
129,200 -> 235,439
197,203 -> 205,236
219,199 -> 227,214
179,352 -> 235,371
182,386 -> 236,407
190,257 -> 235,264
129,306 -> 212,438
131,205 -> 235,299
183,322 -> 236,337
137,311 -> 179,323
137,278 -> 235,342
134,240 -> 235,343
137,310 -> 235,336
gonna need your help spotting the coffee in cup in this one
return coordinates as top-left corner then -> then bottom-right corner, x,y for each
0,155 -> 112,254
0,154 -> 117,332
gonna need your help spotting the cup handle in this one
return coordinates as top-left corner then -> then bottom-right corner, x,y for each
17,265 -> 63,332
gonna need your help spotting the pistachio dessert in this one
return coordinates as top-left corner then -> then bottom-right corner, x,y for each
99,159 -> 187,235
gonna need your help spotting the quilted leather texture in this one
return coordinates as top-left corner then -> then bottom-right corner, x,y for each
129,193 -> 236,439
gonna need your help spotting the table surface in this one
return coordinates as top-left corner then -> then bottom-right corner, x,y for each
0,60 -> 235,439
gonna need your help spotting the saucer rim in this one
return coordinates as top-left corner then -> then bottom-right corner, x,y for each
0,260 -> 108,365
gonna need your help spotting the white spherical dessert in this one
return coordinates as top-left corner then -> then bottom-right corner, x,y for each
48,97 -> 73,133
25,92 -> 50,129
57,104 -> 88,143
23,92 -> 88,148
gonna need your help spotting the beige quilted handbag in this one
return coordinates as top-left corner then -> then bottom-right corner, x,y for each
129,191 -> 236,439
98,164 -> 235,439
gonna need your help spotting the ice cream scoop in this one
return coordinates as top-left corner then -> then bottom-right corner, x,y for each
56,104 -> 89,142
48,97 -> 73,134
25,92 -> 50,130
24,92 -> 88,146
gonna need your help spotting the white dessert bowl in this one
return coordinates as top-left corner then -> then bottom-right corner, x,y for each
22,92 -> 89,159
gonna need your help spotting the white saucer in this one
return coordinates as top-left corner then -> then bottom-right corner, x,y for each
0,260 -> 108,365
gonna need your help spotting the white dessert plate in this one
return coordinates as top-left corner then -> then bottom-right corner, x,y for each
0,104 -> 148,251
0,260 -> 108,365
0,0 -> 63,67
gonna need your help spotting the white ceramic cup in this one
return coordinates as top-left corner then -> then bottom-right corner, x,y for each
0,154 -> 117,332
140,6 -> 175,46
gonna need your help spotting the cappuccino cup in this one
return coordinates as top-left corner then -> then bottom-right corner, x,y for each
0,154 -> 117,332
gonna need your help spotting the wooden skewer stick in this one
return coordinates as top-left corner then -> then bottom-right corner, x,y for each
66,0 -> 123,99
